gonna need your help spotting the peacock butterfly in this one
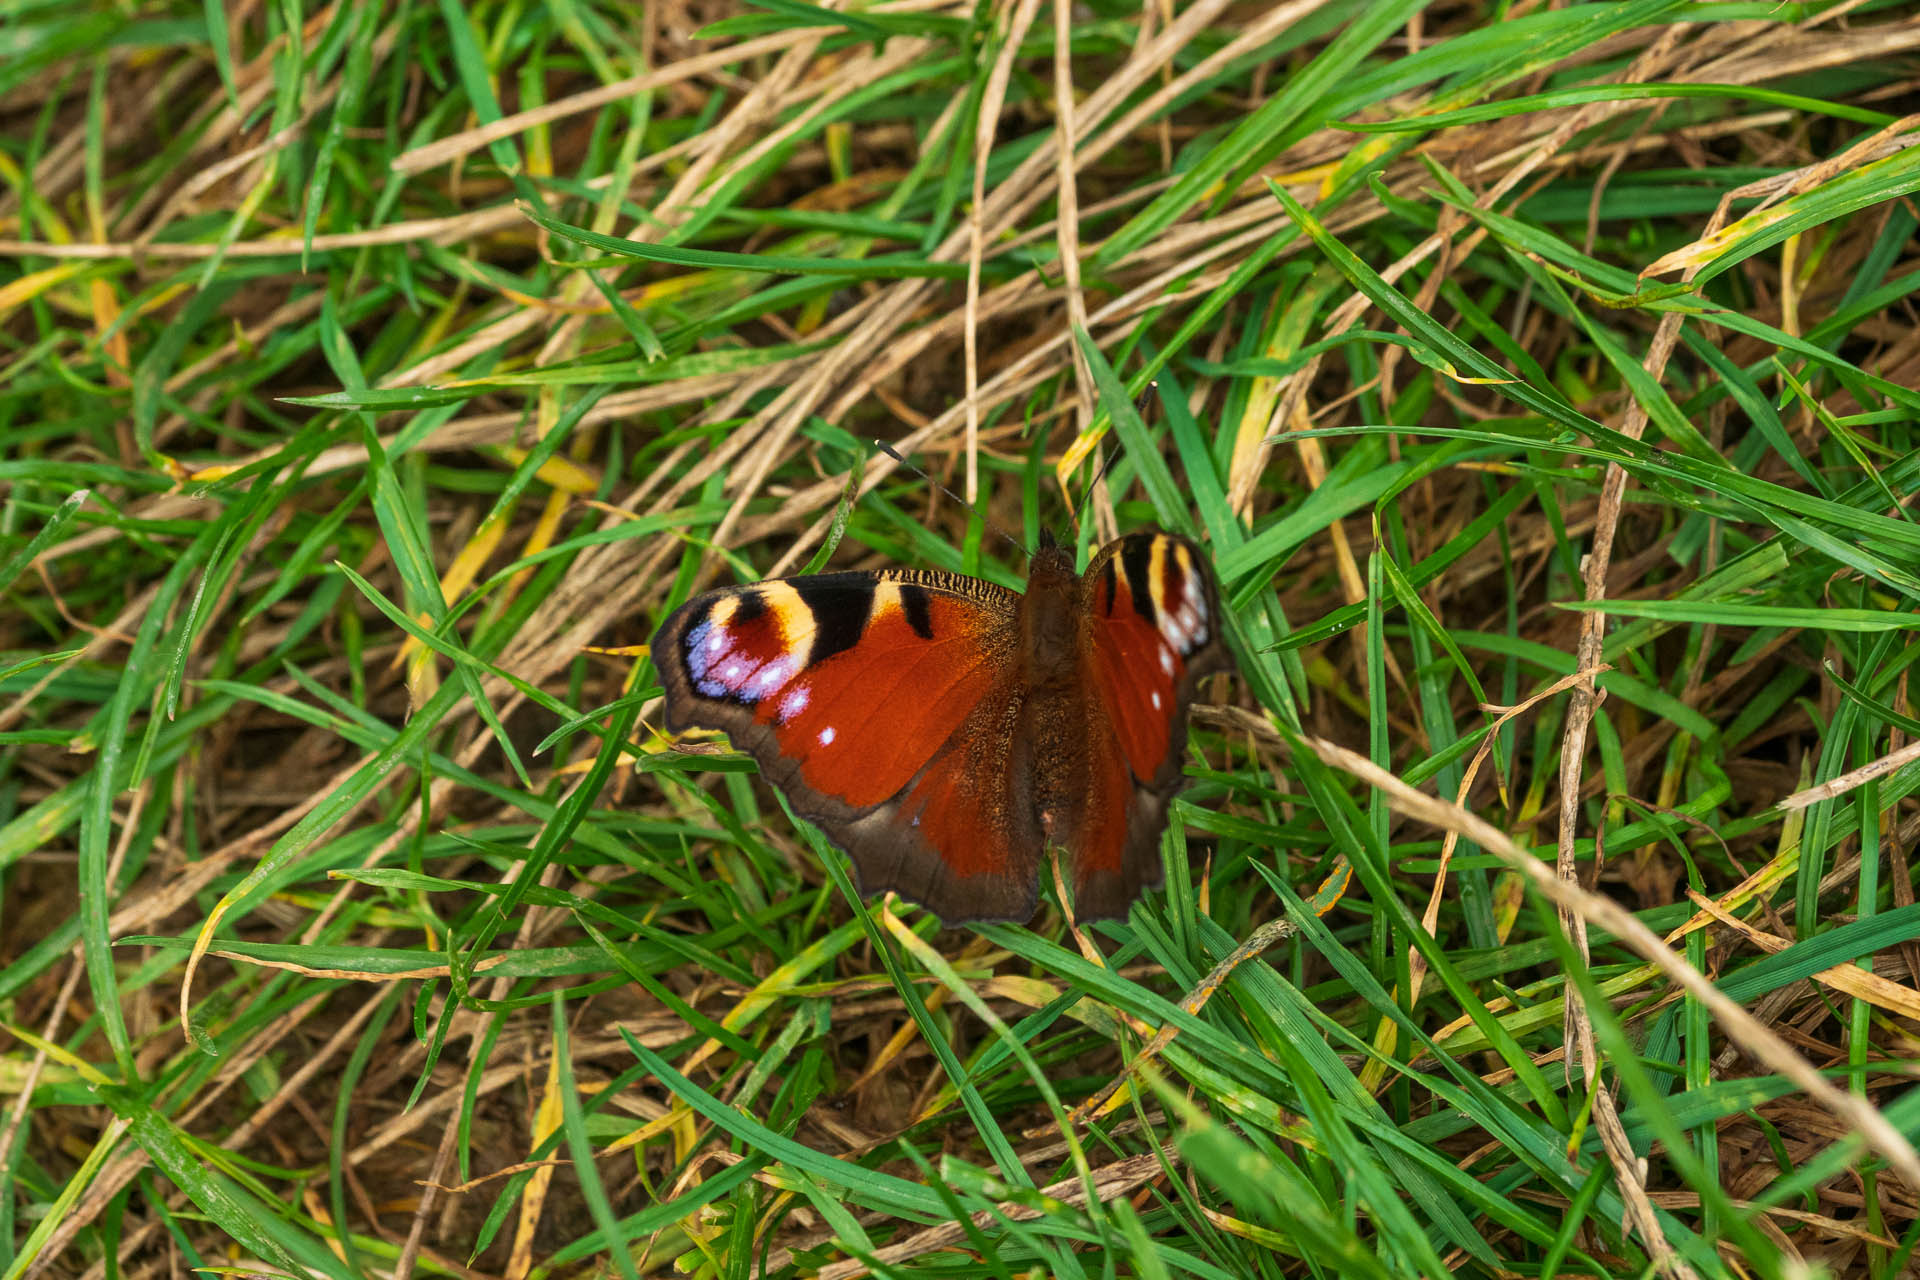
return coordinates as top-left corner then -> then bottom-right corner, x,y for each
649,530 -> 1230,924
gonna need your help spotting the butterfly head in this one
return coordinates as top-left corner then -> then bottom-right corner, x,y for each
1025,527 -> 1079,590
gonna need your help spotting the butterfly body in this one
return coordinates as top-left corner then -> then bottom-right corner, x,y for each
651,532 -> 1228,924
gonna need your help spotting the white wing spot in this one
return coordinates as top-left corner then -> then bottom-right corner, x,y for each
1151,690 -> 1163,710
818,726 -> 836,747
1159,647 -> 1174,676
1162,604 -> 1203,651
780,686 -> 810,721
706,630 -> 726,653
749,654 -> 799,696
721,662 -> 744,683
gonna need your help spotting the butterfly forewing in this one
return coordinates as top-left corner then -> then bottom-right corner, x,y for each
652,568 -> 1047,921
1072,533 -> 1229,916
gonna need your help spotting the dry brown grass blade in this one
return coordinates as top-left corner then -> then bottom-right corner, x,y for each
1304,735 -> 1920,1194
1407,665 -> 1610,1008
666,0 -> 1267,554
1686,890 -> 1920,1023
1517,26 -> 1709,1251
25,986 -> 388,1280
1593,1084 -> 1692,1280
507,1045 -> 567,1280
1780,738 -> 1920,813
0,958 -> 88,1214
1642,112 -> 1920,280
966,0 -> 1046,505
389,0 -> 966,174
1051,0 -> 1093,446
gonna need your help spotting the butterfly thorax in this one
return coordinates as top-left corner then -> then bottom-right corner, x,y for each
1017,546 -> 1085,691
1015,547 -> 1102,844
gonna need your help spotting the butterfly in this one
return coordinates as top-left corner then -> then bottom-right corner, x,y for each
650,530 -> 1230,924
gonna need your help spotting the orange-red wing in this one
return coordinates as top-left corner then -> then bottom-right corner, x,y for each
1084,533 -> 1225,786
652,568 -> 1043,922
1067,731 -> 1140,914
655,571 -> 1016,808
755,589 -> 1011,808
1073,533 -> 1231,918
863,706 -> 1046,921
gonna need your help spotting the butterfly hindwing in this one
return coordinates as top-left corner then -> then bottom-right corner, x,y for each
1071,532 -> 1229,917
832,685 -> 1046,923
651,568 -> 1046,922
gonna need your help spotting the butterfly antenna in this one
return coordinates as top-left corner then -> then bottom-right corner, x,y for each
874,440 -> 1027,557
1090,437 -> 1124,491
1060,387 -> 1140,535
1049,438 -> 1120,555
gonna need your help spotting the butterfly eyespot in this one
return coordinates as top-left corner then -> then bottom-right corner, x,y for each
682,601 -> 811,705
